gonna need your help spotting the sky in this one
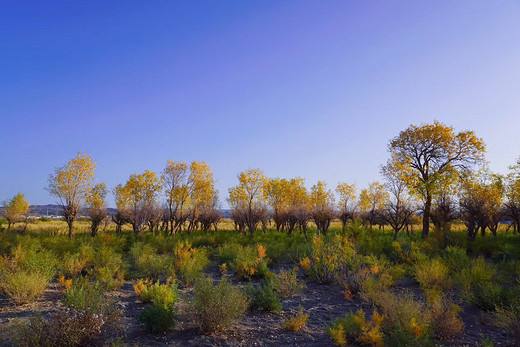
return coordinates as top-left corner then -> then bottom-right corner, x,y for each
1,1 -> 520,207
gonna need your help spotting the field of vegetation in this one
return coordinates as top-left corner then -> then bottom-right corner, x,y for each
2,122 -> 520,346
1,217 -> 520,346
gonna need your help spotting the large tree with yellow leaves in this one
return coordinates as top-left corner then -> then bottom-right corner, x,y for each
47,152 -> 96,238
387,121 -> 485,238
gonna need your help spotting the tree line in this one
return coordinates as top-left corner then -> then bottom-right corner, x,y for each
2,121 -> 519,241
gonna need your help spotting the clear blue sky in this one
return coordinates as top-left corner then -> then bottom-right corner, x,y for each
1,1 -> 519,207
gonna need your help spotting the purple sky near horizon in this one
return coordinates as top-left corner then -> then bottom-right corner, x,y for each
1,1 -> 520,207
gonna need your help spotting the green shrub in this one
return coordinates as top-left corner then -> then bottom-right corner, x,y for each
456,257 -> 496,296
246,280 -> 282,314
173,241 -> 209,286
327,309 -> 385,346
192,276 -> 248,333
271,267 -> 306,298
133,278 -> 179,309
0,270 -> 49,304
300,235 -> 355,284
138,305 -> 176,334
60,246 -> 93,278
91,245 -> 125,290
472,283 -> 518,311
414,258 -> 452,300
384,323 -> 434,347
218,242 -> 271,279
442,246 -> 470,272
130,242 -> 172,280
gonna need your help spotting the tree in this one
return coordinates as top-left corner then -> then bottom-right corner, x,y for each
119,170 -> 162,235
387,121 -> 485,238
85,183 -> 108,237
310,181 -> 335,235
381,162 -> 416,241
112,184 -> 129,233
162,160 -> 218,234
162,160 -> 189,234
265,177 -> 307,233
47,152 -> 96,238
228,168 -> 268,236
358,182 -> 389,229
2,192 -> 30,231
336,182 -> 357,231
505,156 -> 520,233
186,161 -> 217,233
459,170 -> 504,240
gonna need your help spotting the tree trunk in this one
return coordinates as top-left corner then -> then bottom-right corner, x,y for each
67,220 -> 74,239
422,193 -> 432,239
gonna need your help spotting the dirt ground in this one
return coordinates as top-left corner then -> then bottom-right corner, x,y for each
0,263 -> 515,346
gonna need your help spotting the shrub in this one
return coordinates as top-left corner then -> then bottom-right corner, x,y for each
456,257 -> 496,296
91,246 -> 125,290
192,276 -> 248,333
173,241 -> 209,286
14,308 -> 119,347
138,305 -> 176,333
283,306 -> 309,331
414,258 -> 452,300
327,309 -> 385,347
471,282 -> 518,312
246,280 -> 283,314
0,270 -> 49,304
427,296 -> 464,340
271,267 -> 306,298
300,235 -> 355,284
130,242 -> 172,280
369,290 -> 433,346
384,323 -> 434,347
442,246 -> 470,272
230,244 -> 270,279
133,278 -> 179,308
60,246 -> 93,278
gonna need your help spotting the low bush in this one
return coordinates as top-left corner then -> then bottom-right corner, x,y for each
14,307 -> 119,347
133,277 -> 179,309
246,280 -> 282,314
271,267 -> 306,298
130,242 -> 172,280
283,306 -> 309,331
300,235 -> 355,284
471,282 -> 518,312
173,241 -> 209,286
191,276 -> 248,333
91,245 -> 125,290
138,304 -> 176,334
414,258 -> 452,301
0,270 -> 49,304
60,246 -> 93,278
456,257 -> 496,296
369,290 -> 433,346
327,309 -> 385,346
427,296 -> 464,340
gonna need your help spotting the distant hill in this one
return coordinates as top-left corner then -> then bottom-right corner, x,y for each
1,204 -> 231,219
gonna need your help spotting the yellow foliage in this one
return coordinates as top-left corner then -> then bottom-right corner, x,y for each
1,192 -> 30,228
358,325 -> 384,347
283,306 -> 309,332
300,257 -> 311,271
329,325 -> 347,346
257,244 -> 267,260
410,317 -> 425,338
58,275 -> 72,292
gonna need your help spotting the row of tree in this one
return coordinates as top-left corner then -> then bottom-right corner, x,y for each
3,121 -> 519,241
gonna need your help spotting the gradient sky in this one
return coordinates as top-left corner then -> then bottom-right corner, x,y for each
1,1 -> 520,207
